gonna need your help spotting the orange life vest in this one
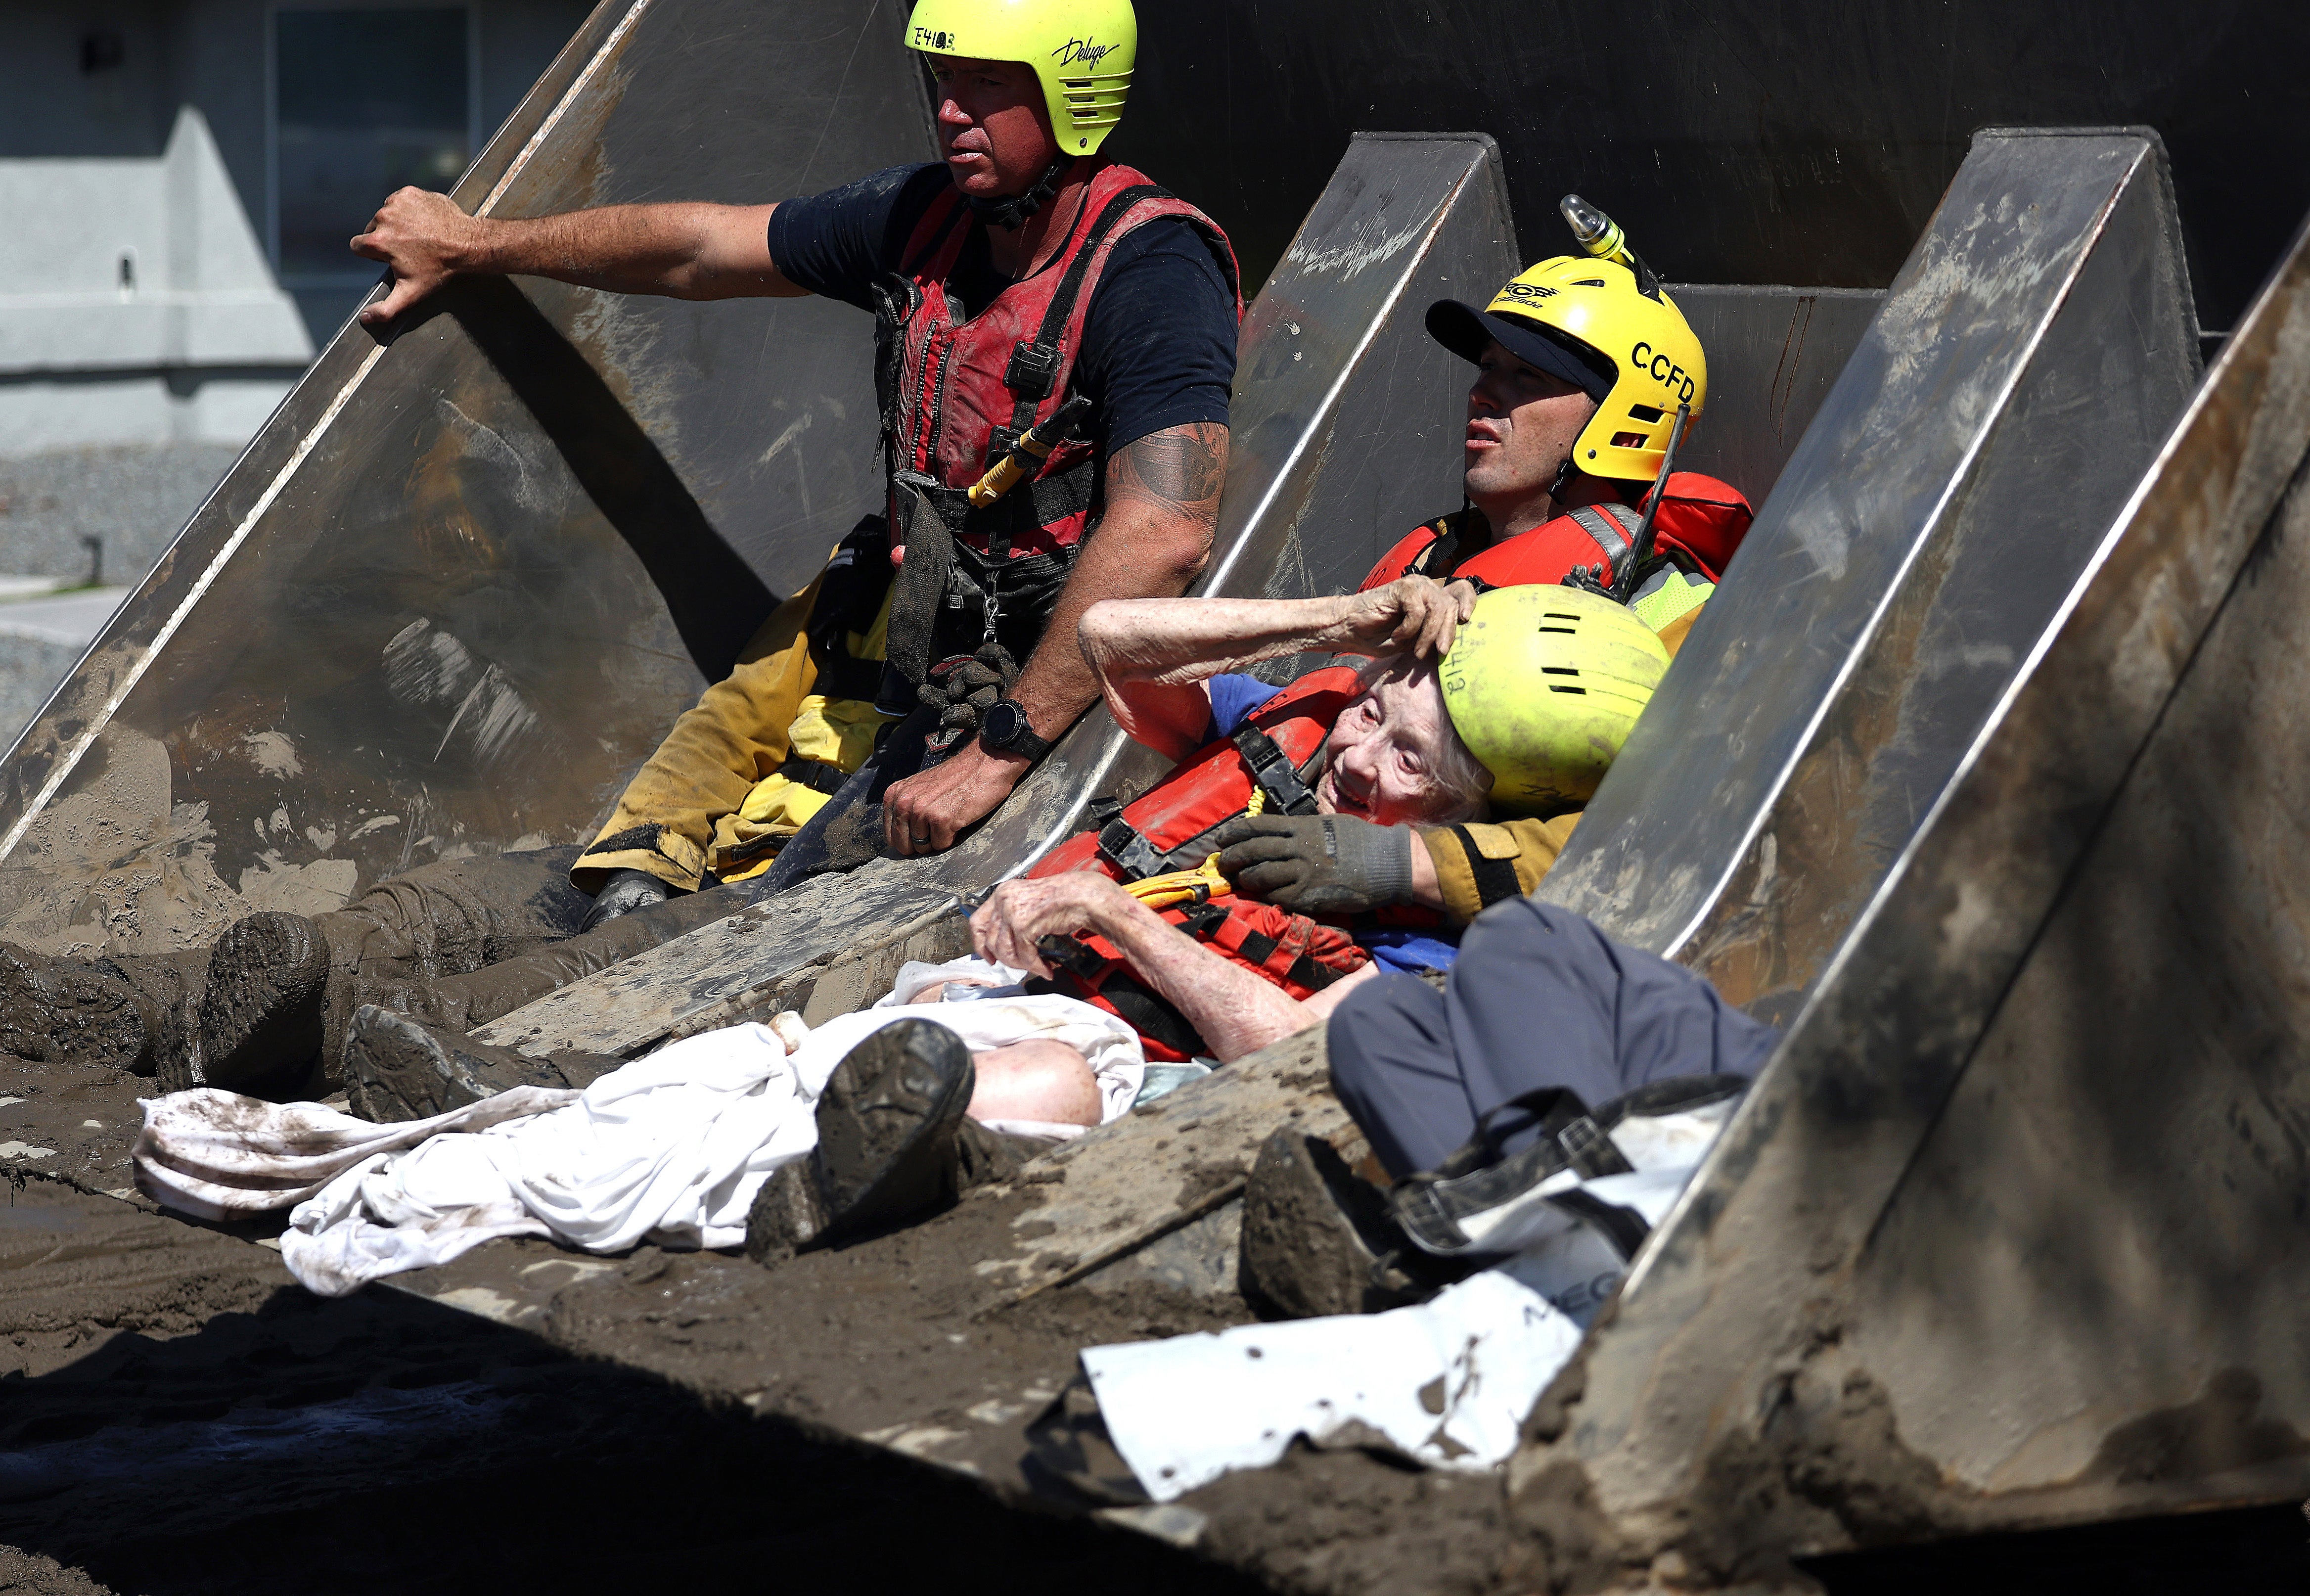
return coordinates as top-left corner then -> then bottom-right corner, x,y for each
1361,473 -> 1754,593
1026,665 -> 1379,1061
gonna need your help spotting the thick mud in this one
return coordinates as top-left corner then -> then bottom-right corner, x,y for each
0,1175 -> 2300,1593
0,1183 -> 1270,1596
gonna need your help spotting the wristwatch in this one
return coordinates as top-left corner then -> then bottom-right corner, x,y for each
978,698 -> 1053,761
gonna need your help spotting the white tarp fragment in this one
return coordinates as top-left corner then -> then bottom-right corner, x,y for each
1081,1099 -> 1733,1502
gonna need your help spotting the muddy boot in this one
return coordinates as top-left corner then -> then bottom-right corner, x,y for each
342,1005 -> 617,1123
1237,1128 -> 1454,1320
744,1018 -> 975,1264
100,950 -> 207,1086
0,944 -> 150,1074
945,1116 -> 1052,1194
195,912 -> 332,1097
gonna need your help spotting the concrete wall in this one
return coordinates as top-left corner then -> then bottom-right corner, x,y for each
0,0 -> 591,747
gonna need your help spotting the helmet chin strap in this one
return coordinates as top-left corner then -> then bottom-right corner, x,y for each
965,155 -> 1073,230
1547,453 -> 1580,504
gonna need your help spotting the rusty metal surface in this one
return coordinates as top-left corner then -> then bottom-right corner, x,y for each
0,0 -> 930,956
1540,127 -> 2202,1028
1511,203 -> 2310,1572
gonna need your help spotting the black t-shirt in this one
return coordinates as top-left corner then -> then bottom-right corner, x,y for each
765,163 -> 1235,457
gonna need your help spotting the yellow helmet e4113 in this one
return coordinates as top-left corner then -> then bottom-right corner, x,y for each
1427,252 -> 1709,483
1439,585 -> 1670,814
906,0 -> 1137,157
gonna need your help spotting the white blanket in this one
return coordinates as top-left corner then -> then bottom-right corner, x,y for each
134,985 -> 1143,1298
1080,1095 -> 1735,1501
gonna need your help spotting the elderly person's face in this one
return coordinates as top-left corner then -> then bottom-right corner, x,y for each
1316,669 -> 1478,825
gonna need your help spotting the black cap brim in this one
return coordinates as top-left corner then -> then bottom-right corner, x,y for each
1425,299 -> 1614,404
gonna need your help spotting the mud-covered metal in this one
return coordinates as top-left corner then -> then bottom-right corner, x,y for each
0,0 -> 930,957
1512,200 -> 2310,1577
1541,128 -> 2203,1025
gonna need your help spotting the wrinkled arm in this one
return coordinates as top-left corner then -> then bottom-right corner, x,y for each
1080,576 -> 1474,760
971,874 -> 1318,1063
882,423 -> 1229,853
354,187 -> 803,324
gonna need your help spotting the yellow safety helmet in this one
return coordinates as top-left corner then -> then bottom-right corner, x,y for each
1427,254 -> 1708,483
906,0 -> 1136,157
1439,586 -> 1670,814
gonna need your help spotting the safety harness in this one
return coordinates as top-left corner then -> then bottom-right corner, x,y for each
805,162 -> 1240,718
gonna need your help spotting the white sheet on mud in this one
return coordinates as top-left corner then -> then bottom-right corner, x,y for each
1081,1116 -> 1723,1502
134,973 -> 1142,1298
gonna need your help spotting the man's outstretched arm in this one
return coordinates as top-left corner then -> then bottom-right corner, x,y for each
351,187 -> 807,325
882,421 -> 1229,856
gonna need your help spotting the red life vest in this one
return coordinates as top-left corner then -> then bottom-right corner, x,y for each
1026,665 -> 1375,1061
1359,473 -> 1754,593
1035,894 -> 1371,1063
1035,663 -> 1360,881
869,162 -> 1241,697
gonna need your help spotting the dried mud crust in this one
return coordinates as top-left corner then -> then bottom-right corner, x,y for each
0,1057 -> 153,1200
0,1191 -> 1264,1596
1187,1446 -> 1523,1596
530,1176 -> 1258,1466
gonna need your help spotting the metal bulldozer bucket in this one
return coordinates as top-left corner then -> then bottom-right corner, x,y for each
371,120 -> 2235,1594
1482,188 -> 2310,1592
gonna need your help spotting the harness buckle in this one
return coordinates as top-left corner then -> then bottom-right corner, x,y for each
1005,340 -> 1061,400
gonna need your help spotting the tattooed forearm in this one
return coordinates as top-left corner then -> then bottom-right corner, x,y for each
1104,422 -> 1229,525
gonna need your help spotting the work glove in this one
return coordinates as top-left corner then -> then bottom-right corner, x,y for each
918,642 -> 1020,760
1211,814 -> 1417,915
580,867 -> 672,933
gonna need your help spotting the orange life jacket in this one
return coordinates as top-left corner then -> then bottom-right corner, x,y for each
1360,473 -> 1754,593
1033,894 -> 1371,1063
1026,664 -> 1379,1061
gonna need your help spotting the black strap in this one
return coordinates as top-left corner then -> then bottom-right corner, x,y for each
1446,824 -> 1525,909
1230,726 -> 1321,816
1567,504 -> 1640,583
777,754 -> 851,796
1547,1189 -> 1652,1260
884,472 -> 953,691
1096,817 -> 1167,880
1004,183 -> 1170,436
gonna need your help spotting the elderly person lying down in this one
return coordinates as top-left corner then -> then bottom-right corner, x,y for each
740,576 -> 1673,1258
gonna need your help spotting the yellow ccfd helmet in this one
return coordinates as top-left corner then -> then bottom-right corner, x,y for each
1439,586 -> 1670,814
1426,252 -> 1708,483
906,0 -> 1136,157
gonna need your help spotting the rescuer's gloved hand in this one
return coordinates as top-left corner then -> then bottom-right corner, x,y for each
1212,814 -> 1416,914
581,868 -> 672,933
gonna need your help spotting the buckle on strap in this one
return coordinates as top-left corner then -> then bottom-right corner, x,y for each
1568,503 -> 1639,582
1229,726 -> 1321,816
1097,817 -> 1166,880
1005,340 -> 1061,400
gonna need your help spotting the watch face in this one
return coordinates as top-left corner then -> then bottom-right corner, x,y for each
984,701 -> 1023,746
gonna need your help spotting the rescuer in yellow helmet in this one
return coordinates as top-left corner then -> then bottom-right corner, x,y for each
1216,200 -> 1756,933
48,0 -> 1246,1110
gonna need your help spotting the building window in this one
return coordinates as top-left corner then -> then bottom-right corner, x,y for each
271,6 -> 475,287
